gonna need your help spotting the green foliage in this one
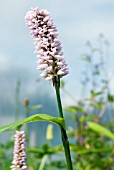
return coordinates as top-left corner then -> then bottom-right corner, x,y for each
0,114 -> 65,133
88,121 -> 114,140
65,106 -> 85,114
63,35 -> 114,170
108,94 -> 114,102
90,90 -> 103,98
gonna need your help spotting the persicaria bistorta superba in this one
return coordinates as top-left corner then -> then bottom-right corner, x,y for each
25,7 -> 69,83
10,131 -> 27,170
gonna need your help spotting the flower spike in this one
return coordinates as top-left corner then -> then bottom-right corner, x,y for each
11,131 -> 27,170
25,7 -> 69,84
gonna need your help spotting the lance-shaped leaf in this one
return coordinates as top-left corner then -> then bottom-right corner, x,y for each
88,121 -> 114,140
0,114 -> 65,133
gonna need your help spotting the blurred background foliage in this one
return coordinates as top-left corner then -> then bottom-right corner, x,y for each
1,35 -> 114,170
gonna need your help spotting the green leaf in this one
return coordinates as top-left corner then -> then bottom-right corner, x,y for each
88,121 -> 114,140
108,94 -> 114,102
75,106 -> 85,113
0,114 -> 65,133
64,106 -> 85,114
64,106 -> 77,114
90,102 -> 103,109
27,104 -> 42,112
71,145 -> 114,155
90,90 -> 102,98
79,115 -> 95,123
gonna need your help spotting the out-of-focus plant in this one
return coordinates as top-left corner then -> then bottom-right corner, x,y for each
64,34 -> 114,170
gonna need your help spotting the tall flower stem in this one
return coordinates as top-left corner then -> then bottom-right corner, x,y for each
55,79 -> 73,170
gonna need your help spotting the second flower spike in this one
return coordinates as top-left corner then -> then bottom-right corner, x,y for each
11,131 -> 27,170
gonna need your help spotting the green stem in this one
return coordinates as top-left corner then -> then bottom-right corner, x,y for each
25,106 -> 29,148
39,155 -> 47,170
25,106 -> 30,166
55,80 -> 73,170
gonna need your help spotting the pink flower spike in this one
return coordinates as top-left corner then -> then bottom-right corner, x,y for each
25,7 -> 69,83
11,131 -> 27,170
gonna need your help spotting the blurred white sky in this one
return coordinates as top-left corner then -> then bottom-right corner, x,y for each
0,0 -> 114,107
